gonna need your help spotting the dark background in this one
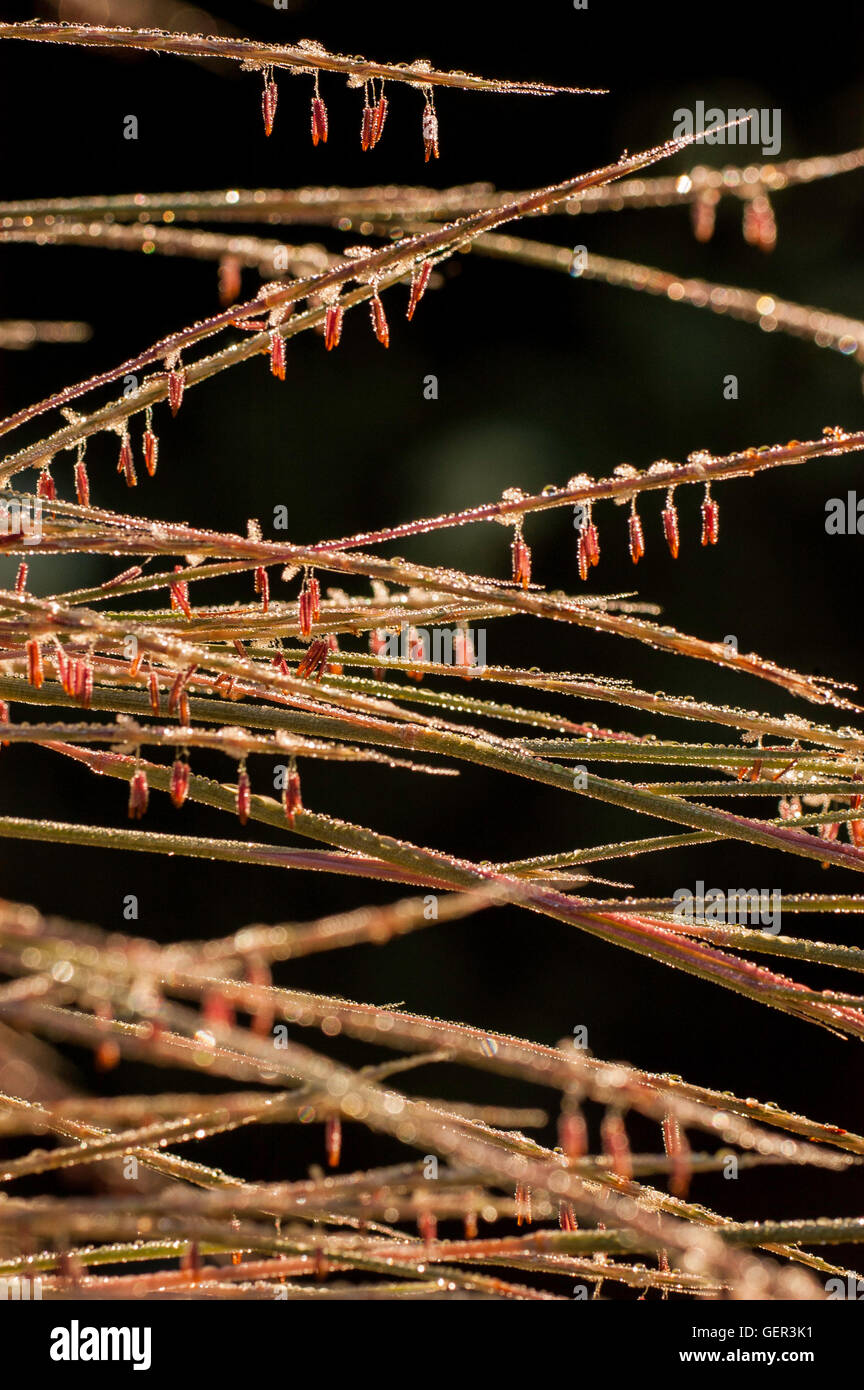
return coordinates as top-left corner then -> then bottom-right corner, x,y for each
1,0 -> 864,1276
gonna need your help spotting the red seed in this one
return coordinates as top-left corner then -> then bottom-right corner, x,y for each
511,533 -> 531,587
36,467 -> 56,501
662,500 -> 680,558
311,95 -> 328,146
170,757 -> 190,809
283,764 -> 303,824
406,260 -> 432,321
701,493 -> 719,546
422,99 -> 439,162
128,768 -> 149,820
168,366 -> 185,416
324,303 -> 343,351
143,427 -> 159,477
74,458 -> 90,506
269,329 -> 286,380
236,766 -> 251,825
628,508 -> 645,563
26,638 -> 43,689
262,76 -> 278,137
325,1114 -> 342,1168
370,293 -> 389,347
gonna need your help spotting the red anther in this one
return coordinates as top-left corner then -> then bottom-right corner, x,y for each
236,765 -> 251,825
742,193 -> 777,253
62,655 -> 77,698
701,491 -> 719,546
851,818 -> 864,848
143,426 -> 159,477
515,1183 -> 532,1227
463,1211 -> 478,1240
0,699 -> 9,747
417,1209 -> 437,1244
326,633 -> 343,676
94,1039 -> 121,1073
661,1113 -> 692,1198
600,1110 -> 633,1180
559,1202 -> 578,1233
558,1108 -> 588,1159
297,638 -> 329,682
269,329 -> 286,380
691,191 -> 717,244
261,74 -> 278,137
74,457 -> 90,506
370,628 -> 388,681
311,95 -> 328,146
406,260 -> 432,320
36,467 -> 56,501
324,303 -> 343,350
128,648 -> 143,679
118,434 -> 136,487
179,692 -> 190,725
170,757 -> 190,809
325,1114 -> 342,1168
76,656 -> 93,707
371,95 -> 388,146
167,366 -> 185,416
148,671 -> 161,715
511,531 -> 532,587
283,763 -> 303,824
818,820 -> 839,842
203,990 -> 235,1031
361,100 -> 374,151
628,506 -> 645,564
452,626 -> 475,669
254,566 -> 270,612
662,497 -> 680,558
422,99 -> 439,161
272,653 -> 291,677
26,638 -> 43,689
577,533 -> 589,582
14,563 -> 27,593
170,565 -> 192,619
298,574 -> 320,638
218,254 -> 243,308
584,519 -> 600,567
128,768 -> 149,820
180,1242 -> 202,1285
370,293 -> 389,347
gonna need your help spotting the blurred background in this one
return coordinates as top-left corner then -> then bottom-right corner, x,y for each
1,0 -> 863,1273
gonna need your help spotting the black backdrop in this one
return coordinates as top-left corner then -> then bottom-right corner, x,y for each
1,0 -> 863,1278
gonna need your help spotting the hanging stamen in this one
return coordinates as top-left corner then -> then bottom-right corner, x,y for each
324,302 -> 343,351
170,755 -> 190,809
510,522 -> 531,587
236,762 -> 251,825
370,291 -> 389,347
297,638 -> 330,682
283,759 -> 303,824
558,1105 -> 588,1159
406,260 -> 432,320
371,86 -> 388,146
662,488 -> 680,558
325,1114 -> 342,1168
118,431 -> 136,487
15,563 -> 27,594
74,442 -> 90,506
254,566 -> 270,612
701,485 -> 719,545
128,766 -> 149,820
269,329 -> 286,380
422,92 -> 439,162
360,83 -> 374,151
261,66 -> 278,137
298,572 -> 321,638
36,465 -> 56,501
661,1112 -> 692,1198
143,407 -> 159,477
628,500 -> 645,563
600,1109 -> 633,1180
167,361 -> 185,416
170,566 -> 192,619
148,669 -> 161,715
311,75 -> 328,145
26,638 -> 43,689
